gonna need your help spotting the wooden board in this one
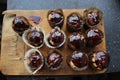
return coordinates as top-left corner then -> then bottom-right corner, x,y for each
0,9 -> 107,75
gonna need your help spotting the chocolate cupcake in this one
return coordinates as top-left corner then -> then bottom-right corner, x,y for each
68,32 -> 86,50
86,28 -> 104,47
24,49 -> 44,74
83,7 -> 103,27
45,27 -> 66,48
47,9 -> 64,29
45,49 -> 63,70
12,16 -> 30,36
89,51 -> 110,71
67,12 -> 84,32
22,27 -> 45,48
67,51 -> 88,71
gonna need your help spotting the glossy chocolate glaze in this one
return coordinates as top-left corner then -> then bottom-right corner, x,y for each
67,12 -> 83,32
86,28 -> 103,47
47,10 -> 64,28
71,51 -> 88,68
29,51 -> 42,68
87,12 -> 99,26
84,7 -> 103,27
47,50 -> 63,68
48,28 -> 64,46
68,32 -> 85,50
27,31 -> 44,47
90,51 -> 110,70
12,16 -> 30,34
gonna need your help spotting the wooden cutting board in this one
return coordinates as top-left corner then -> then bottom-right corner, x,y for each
0,9 -> 107,75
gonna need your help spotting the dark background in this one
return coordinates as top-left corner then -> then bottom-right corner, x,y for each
0,0 -> 120,80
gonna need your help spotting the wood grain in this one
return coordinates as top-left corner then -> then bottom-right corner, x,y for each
0,9 -> 107,75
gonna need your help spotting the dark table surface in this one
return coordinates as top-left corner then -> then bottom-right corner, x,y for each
6,0 -> 120,79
